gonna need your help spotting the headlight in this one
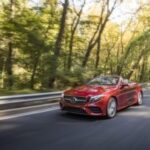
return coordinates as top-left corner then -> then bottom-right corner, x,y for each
89,94 -> 104,103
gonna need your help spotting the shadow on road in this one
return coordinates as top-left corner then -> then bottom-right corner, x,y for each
59,112 -> 108,122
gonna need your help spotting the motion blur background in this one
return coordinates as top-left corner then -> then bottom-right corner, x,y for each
0,0 -> 150,94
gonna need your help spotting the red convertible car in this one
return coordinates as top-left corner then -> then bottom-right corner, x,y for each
59,75 -> 143,118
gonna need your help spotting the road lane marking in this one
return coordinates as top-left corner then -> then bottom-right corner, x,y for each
0,106 -> 59,120
0,102 -> 59,113
144,95 -> 150,97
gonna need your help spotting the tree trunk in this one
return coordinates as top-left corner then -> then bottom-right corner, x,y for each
0,59 -> 5,88
104,48 -> 112,74
95,36 -> 101,69
117,23 -> 141,75
82,43 -> 96,67
5,0 -> 14,89
139,58 -> 144,82
48,0 -> 69,88
30,56 -> 39,89
67,1 -> 85,70
82,2 -> 105,68
126,48 -> 148,79
5,41 -> 13,89
67,29 -> 74,70
82,0 -> 118,68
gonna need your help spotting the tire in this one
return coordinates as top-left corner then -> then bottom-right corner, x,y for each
106,98 -> 117,118
137,92 -> 143,105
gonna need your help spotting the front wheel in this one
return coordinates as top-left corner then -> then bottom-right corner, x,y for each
106,98 -> 117,118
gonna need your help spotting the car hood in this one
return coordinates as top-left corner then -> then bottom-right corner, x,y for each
64,85 -> 116,97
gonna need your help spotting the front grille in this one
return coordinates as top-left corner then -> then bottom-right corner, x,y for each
88,106 -> 102,113
63,107 -> 86,114
64,95 -> 87,104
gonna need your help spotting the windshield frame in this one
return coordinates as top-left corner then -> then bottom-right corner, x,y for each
87,76 -> 120,86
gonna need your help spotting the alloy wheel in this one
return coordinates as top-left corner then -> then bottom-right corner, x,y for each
107,98 -> 117,118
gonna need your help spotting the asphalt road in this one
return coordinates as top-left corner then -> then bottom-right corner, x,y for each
0,90 -> 150,150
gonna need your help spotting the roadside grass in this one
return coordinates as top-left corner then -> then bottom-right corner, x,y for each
0,88 -> 57,96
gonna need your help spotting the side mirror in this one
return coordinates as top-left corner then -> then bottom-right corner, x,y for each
120,83 -> 128,89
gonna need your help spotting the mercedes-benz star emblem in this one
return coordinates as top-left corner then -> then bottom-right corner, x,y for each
71,97 -> 77,103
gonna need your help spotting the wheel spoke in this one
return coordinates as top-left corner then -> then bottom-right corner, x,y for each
108,100 -> 116,117
138,93 -> 142,105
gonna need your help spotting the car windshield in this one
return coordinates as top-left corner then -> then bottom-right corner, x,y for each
87,76 -> 119,86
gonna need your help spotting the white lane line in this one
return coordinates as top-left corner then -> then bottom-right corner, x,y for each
0,106 -> 59,121
0,102 -> 59,113
143,88 -> 150,91
144,95 -> 150,97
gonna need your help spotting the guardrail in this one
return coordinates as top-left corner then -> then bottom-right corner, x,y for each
0,91 -> 62,103
0,83 -> 149,111
0,91 -> 63,110
140,83 -> 150,88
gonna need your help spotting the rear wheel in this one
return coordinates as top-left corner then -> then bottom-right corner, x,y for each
137,92 -> 143,105
107,98 -> 117,118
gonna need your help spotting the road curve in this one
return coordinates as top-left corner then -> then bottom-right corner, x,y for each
0,90 -> 150,150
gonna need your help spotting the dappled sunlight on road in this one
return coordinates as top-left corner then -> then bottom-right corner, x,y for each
0,123 -> 19,131
119,100 -> 150,119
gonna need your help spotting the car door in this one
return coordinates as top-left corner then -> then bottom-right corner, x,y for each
117,87 -> 129,108
116,79 -> 132,108
127,82 -> 137,105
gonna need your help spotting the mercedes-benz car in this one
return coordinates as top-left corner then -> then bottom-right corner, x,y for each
59,75 -> 143,118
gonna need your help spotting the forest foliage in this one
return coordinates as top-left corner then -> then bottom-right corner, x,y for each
0,0 -> 150,90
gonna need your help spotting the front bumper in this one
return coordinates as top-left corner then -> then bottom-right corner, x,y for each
59,99 -> 106,116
